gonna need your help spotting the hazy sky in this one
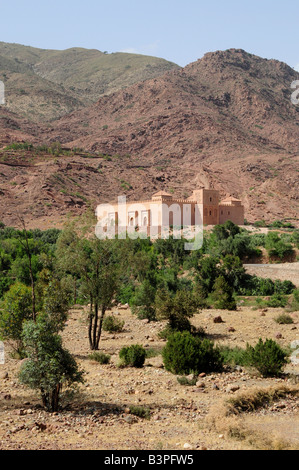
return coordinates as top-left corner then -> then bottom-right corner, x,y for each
1,0 -> 298,70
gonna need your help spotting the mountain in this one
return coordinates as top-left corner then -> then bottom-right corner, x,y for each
0,48 -> 298,228
46,49 -> 299,224
0,42 -> 180,121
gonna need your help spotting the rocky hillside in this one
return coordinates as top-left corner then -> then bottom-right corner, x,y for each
0,42 -> 179,121
47,49 -> 299,225
0,48 -> 298,228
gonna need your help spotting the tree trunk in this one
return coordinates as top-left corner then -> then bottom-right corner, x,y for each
28,254 -> 36,322
51,384 -> 61,412
88,298 -> 94,350
92,302 -> 99,350
41,391 -> 49,410
74,278 -> 77,305
95,307 -> 106,350
18,217 -> 36,321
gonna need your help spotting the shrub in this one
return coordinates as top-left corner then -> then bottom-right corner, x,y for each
19,316 -> 84,412
145,347 -> 162,358
102,315 -> 125,333
246,338 -> 288,377
219,346 -> 251,367
239,276 -> 275,296
265,293 -> 288,308
292,231 -> 299,249
290,289 -> 299,312
88,351 -> 111,364
129,405 -> 151,420
177,376 -> 198,386
119,344 -> 146,368
274,280 -> 295,295
162,331 -> 224,375
158,323 -> 206,340
265,232 -> 294,260
274,314 -> 294,325
132,305 -> 157,322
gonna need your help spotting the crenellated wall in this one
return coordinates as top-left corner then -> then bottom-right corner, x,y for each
96,189 -> 245,235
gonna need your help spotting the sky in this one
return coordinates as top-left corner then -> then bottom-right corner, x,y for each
0,0 -> 299,70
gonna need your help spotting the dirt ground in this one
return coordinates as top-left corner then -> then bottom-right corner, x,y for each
0,301 -> 299,451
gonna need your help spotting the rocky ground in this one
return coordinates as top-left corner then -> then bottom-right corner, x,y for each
0,303 -> 299,451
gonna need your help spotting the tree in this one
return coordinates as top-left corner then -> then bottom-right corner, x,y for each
211,275 -> 237,310
155,288 -> 198,332
16,217 -> 38,320
76,238 -> 121,350
0,282 -> 32,353
40,278 -> 71,332
55,228 -> 81,304
220,254 -> 246,291
56,229 -> 122,350
195,256 -> 221,296
19,315 -> 84,412
131,279 -> 157,321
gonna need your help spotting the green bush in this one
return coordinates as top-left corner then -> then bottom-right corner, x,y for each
274,280 -> 295,295
129,405 -> 151,420
88,351 -> 111,364
219,346 -> 251,367
265,232 -> 294,260
274,313 -> 294,325
292,231 -> 299,249
162,331 -> 223,375
177,376 -> 198,386
290,289 -> 299,312
246,338 -> 288,377
265,293 -> 288,308
102,315 -> 125,333
19,316 -> 84,412
119,344 -> 146,368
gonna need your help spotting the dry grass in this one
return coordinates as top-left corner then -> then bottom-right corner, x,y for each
205,384 -> 299,450
225,385 -> 299,414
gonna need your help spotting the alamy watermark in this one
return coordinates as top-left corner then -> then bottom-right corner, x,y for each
291,80 -> 299,105
0,81 -> 5,105
95,196 -> 203,251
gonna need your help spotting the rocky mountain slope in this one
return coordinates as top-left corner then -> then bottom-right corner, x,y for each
47,49 -> 299,225
0,42 -> 179,121
0,48 -> 298,228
